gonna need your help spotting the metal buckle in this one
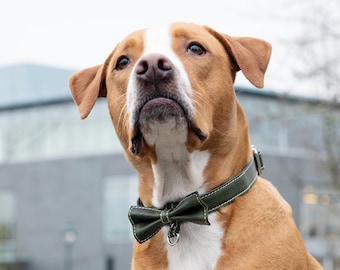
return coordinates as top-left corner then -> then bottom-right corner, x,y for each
252,146 -> 264,176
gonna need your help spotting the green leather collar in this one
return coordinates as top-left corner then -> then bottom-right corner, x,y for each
129,147 -> 264,244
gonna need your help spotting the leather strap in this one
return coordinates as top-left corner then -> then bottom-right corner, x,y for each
129,148 -> 263,244
202,158 -> 258,213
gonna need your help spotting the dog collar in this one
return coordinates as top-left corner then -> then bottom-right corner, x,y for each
128,147 -> 264,245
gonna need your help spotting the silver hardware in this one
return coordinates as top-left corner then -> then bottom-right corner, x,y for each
252,146 -> 264,176
167,232 -> 180,246
167,221 -> 180,246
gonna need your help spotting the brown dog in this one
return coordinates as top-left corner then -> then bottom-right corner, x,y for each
69,22 -> 323,269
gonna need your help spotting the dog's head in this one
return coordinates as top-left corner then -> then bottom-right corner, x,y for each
69,22 -> 271,164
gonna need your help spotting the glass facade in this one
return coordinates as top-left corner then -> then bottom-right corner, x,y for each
0,100 -> 122,162
300,187 -> 340,265
104,176 -> 138,243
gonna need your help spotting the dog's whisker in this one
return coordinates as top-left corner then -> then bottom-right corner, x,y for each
212,127 -> 229,137
118,103 -> 128,130
191,90 -> 212,108
111,93 -> 129,131
111,93 -> 127,104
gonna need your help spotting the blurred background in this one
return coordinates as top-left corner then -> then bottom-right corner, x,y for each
0,0 -> 339,269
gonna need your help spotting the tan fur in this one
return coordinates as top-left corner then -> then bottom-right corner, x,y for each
215,179 -> 319,269
69,22 -> 323,269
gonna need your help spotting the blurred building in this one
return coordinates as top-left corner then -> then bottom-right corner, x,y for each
0,64 -> 339,270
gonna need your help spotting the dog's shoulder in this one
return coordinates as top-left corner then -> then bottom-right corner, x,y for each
252,177 -> 293,215
216,178 -> 312,269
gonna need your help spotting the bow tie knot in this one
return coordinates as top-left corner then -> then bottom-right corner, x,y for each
160,209 -> 172,224
128,192 -> 210,244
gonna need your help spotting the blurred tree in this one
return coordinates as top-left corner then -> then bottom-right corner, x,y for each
291,0 -> 340,102
290,0 -> 340,187
290,0 -> 340,266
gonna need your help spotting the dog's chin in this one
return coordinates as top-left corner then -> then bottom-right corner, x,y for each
130,98 -> 207,155
139,97 -> 186,128
138,98 -> 188,147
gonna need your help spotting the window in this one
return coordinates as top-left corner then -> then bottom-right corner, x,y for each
300,186 -> 340,238
0,190 -> 15,251
104,175 -> 138,243
0,101 -> 121,162
300,186 -> 340,266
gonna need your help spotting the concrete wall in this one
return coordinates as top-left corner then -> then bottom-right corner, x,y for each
0,154 -> 134,270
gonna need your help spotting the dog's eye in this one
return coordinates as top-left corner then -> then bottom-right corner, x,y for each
187,43 -> 206,56
115,56 -> 130,70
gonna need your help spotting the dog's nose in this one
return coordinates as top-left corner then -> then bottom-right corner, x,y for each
136,53 -> 173,80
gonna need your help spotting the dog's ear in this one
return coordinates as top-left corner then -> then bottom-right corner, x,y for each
205,27 -> 271,88
222,35 -> 271,88
69,65 -> 107,119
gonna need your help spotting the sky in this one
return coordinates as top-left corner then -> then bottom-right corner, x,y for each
0,0 -> 337,98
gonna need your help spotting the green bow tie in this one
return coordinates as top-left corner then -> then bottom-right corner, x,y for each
129,192 -> 210,244
128,147 -> 263,244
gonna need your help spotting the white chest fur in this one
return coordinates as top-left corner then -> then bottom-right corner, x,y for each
151,149 -> 210,207
164,213 -> 223,270
151,149 -> 224,269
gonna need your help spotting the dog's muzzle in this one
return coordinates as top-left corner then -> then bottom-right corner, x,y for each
129,53 -> 207,155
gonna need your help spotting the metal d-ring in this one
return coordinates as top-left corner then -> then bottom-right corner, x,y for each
167,221 -> 180,246
167,232 -> 180,246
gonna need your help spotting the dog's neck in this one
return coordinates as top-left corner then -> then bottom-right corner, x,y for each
151,143 -> 210,208
137,115 -> 208,207
141,104 -> 252,208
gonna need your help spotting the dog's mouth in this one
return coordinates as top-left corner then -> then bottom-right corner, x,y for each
130,95 -> 207,155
